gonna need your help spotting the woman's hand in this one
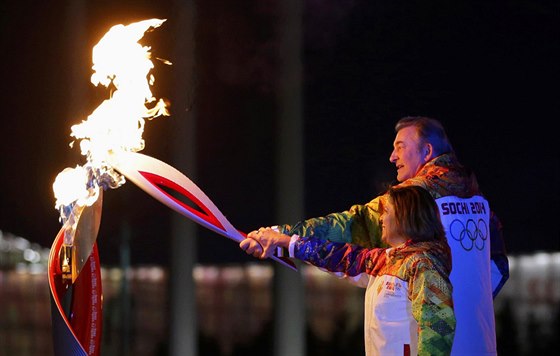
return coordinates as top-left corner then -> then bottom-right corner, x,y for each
240,227 -> 291,259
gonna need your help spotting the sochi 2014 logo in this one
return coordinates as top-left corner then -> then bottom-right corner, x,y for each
449,218 -> 488,251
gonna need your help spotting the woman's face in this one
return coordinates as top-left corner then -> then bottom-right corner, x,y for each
380,198 -> 406,247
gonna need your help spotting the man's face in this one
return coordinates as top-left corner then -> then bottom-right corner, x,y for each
389,126 -> 426,182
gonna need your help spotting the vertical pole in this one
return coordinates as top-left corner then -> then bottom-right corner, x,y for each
274,1 -> 306,355
64,0 -> 88,145
119,221 -> 131,356
169,1 -> 198,356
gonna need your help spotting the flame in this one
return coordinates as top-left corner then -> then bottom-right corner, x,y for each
53,166 -> 95,208
53,18 -> 170,234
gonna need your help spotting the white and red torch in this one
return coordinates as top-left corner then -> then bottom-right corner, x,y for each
49,18 -> 296,356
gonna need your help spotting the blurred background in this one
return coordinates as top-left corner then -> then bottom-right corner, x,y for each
0,0 -> 558,355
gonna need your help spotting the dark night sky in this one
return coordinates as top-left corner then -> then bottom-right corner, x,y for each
0,1 -> 558,267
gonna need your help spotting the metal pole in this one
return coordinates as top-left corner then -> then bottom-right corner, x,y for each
274,1 -> 306,355
169,1 -> 198,355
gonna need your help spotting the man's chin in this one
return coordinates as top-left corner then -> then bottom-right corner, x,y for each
396,172 -> 413,182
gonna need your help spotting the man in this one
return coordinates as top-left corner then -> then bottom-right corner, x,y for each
270,116 -> 508,355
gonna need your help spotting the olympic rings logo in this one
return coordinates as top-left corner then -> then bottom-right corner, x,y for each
448,218 -> 488,251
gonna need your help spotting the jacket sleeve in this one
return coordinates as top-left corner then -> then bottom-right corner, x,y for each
277,195 -> 386,249
490,211 -> 509,297
292,236 -> 387,277
409,261 -> 456,356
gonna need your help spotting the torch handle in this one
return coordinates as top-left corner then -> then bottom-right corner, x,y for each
109,151 -> 297,271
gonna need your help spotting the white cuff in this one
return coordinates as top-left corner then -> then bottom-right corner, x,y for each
288,234 -> 300,258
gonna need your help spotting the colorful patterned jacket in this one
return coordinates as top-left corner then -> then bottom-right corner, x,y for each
279,153 -> 509,355
291,236 -> 455,356
278,153 -> 508,295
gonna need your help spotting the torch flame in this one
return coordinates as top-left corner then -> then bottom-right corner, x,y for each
53,166 -> 95,208
53,18 -> 170,234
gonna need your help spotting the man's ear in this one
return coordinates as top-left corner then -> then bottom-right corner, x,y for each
423,143 -> 434,162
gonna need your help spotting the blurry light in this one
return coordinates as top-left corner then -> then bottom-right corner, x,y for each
508,255 -> 516,270
28,263 -> 45,274
15,263 -> 30,273
533,252 -> 551,266
108,267 -> 123,281
135,266 -> 165,281
221,266 -> 244,283
148,266 -> 165,281
303,265 -> 331,284
194,265 -> 220,283
246,264 -> 273,280
13,237 -> 30,250
551,252 -> 560,265
518,255 -> 534,271
23,248 -> 41,263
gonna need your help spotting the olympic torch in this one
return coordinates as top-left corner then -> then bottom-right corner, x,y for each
49,18 -> 295,356
107,150 -> 296,270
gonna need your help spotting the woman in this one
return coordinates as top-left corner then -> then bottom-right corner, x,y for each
240,185 -> 456,356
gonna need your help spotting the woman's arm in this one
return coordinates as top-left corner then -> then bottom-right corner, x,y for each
410,262 -> 456,355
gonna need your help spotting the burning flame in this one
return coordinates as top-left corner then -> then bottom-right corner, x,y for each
53,18 -> 170,239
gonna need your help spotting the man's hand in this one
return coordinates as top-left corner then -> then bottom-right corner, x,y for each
240,227 -> 291,259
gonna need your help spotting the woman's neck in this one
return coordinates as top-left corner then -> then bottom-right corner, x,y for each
387,235 -> 407,247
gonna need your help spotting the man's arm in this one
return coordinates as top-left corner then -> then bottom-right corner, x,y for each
490,211 -> 509,297
277,195 -> 386,248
